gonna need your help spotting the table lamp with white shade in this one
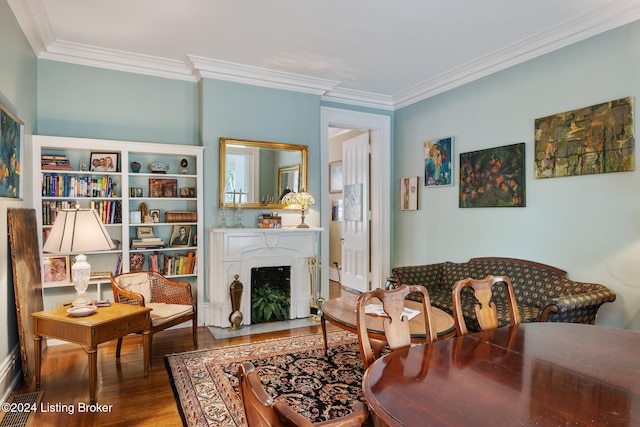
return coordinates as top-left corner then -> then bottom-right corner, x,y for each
43,208 -> 115,307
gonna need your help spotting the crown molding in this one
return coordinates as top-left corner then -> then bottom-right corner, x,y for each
322,87 -> 394,111
10,0 -> 640,108
39,40 -> 196,81
7,0 -> 54,56
186,56 -> 340,95
393,0 -> 640,109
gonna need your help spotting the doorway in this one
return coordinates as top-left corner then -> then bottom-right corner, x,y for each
320,107 -> 391,297
327,127 -> 367,286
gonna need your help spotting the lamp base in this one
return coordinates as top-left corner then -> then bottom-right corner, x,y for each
297,208 -> 310,228
72,292 -> 92,307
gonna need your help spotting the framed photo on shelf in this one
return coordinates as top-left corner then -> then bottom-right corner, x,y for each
149,178 -> 178,197
130,210 -> 142,224
329,161 -> 343,194
43,256 -> 70,284
90,152 -> 118,172
180,187 -> 195,198
150,209 -> 160,223
136,226 -> 154,239
0,104 -> 24,199
170,225 -> 192,247
400,177 -> 419,210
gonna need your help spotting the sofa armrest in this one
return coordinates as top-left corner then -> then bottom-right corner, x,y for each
538,288 -> 616,324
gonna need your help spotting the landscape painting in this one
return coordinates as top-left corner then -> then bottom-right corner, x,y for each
534,97 -> 634,179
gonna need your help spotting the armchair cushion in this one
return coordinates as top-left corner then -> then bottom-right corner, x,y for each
147,302 -> 194,327
114,272 -> 152,303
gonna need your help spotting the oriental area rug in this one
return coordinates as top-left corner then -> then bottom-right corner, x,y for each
165,330 -> 366,427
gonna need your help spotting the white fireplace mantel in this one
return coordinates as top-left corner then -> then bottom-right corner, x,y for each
208,227 -> 323,327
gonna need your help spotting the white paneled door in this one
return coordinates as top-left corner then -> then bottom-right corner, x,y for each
341,132 -> 370,293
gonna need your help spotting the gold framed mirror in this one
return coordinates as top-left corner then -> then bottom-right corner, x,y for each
219,137 -> 308,209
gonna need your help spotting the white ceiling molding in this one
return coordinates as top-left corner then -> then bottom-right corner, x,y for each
186,56 -> 340,96
322,87 -> 394,111
393,0 -> 640,109
8,0 -> 640,109
7,0 -> 53,56
40,40 -> 196,82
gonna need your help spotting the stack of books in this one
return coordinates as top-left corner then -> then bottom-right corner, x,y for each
42,154 -> 72,170
131,237 -> 165,249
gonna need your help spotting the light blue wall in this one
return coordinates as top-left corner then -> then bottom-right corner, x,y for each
200,79 -> 322,232
394,21 -> 640,330
37,61 -> 199,145
0,0 -> 38,395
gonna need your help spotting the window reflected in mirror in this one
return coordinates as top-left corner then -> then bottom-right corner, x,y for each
219,138 -> 308,209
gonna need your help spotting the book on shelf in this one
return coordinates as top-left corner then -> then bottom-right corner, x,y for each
131,238 -> 165,249
42,154 -> 72,170
42,200 -> 121,225
114,253 -> 123,275
162,251 -> 196,275
42,174 -> 117,198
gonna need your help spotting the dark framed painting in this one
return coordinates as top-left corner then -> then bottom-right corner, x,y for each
534,97 -> 634,179
424,136 -> 453,187
459,143 -> 526,208
1,104 -> 24,199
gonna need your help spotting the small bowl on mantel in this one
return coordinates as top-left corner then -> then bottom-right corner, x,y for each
148,162 -> 169,173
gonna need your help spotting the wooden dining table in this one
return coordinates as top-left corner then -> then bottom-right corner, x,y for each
362,322 -> 640,427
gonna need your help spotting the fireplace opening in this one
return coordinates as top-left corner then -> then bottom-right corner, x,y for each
250,266 -> 291,324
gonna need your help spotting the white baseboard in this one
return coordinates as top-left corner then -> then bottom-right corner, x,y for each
329,267 -> 340,283
0,345 -> 22,404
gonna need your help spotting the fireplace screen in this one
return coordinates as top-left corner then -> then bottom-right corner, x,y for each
250,266 -> 291,324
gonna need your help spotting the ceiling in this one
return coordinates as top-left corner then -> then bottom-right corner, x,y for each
9,0 -> 640,109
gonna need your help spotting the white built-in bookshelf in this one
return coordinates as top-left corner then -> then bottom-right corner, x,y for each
32,135 -> 204,316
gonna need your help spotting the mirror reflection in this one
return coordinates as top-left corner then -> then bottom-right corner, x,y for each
219,138 -> 308,209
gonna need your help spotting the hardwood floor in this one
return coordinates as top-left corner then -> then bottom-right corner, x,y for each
11,281 -> 352,426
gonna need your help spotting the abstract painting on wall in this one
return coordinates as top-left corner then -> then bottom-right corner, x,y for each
460,143 -> 525,208
424,136 -> 453,186
1,104 -> 24,199
534,97 -> 634,179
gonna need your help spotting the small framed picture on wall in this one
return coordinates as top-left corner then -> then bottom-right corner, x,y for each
400,177 -> 419,210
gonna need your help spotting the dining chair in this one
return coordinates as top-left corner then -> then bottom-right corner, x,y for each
237,361 -> 369,427
111,271 -> 197,359
452,275 -> 521,336
356,284 -> 438,369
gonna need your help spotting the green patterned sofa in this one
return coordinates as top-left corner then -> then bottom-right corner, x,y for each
392,257 -> 616,333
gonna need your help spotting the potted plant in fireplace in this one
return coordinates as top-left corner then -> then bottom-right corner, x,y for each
252,284 -> 290,323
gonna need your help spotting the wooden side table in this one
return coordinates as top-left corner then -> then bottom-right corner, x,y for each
32,303 -> 152,404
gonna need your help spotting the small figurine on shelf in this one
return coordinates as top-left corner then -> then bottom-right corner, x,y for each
180,158 -> 189,175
